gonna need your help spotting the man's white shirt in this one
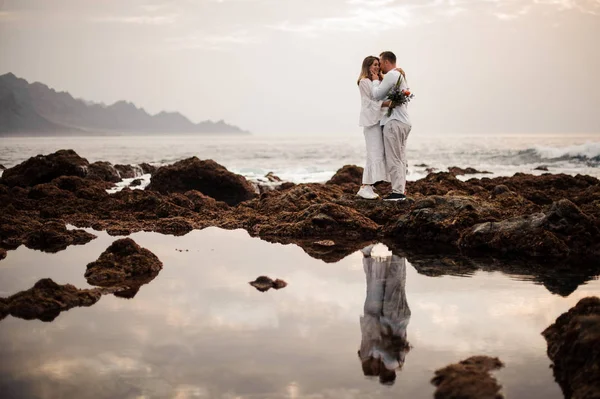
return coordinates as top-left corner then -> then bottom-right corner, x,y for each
372,69 -> 412,127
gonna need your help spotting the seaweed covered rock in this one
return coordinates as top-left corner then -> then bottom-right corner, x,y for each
0,149 -> 88,187
249,276 -> 287,292
147,157 -> 256,206
459,199 -> 600,259
87,161 -> 121,182
431,356 -> 504,399
85,238 -> 163,288
25,221 -> 97,253
542,297 -> 600,399
326,165 -> 364,193
0,278 -> 102,322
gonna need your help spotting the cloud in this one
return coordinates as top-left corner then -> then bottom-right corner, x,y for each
270,0 -> 600,35
166,31 -> 259,51
93,14 -> 179,25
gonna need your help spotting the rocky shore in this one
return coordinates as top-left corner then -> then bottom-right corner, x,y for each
1,149 -> 599,268
543,297 -> 600,399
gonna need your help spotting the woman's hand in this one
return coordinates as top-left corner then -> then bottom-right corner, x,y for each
395,67 -> 406,77
370,71 -> 380,81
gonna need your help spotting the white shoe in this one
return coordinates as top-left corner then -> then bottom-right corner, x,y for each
361,244 -> 375,257
356,185 -> 379,200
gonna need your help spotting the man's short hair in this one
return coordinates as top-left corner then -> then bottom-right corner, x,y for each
380,51 -> 396,64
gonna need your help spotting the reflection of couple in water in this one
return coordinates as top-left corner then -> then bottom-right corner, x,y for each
358,244 -> 411,386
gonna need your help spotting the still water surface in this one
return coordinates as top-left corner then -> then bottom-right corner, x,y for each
1,227 -> 599,398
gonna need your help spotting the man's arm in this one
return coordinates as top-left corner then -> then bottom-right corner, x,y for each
371,71 -> 398,101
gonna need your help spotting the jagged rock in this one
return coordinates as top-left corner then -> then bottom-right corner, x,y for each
326,165 -> 364,193
114,164 -> 140,179
25,221 -> 97,253
491,185 -> 511,196
0,164 -> 6,170
448,166 -> 492,176
459,199 -> 600,258
139,163 -> 156,175
431,356 -> 504,399
147,157 -> 256,206
415,163 -> 428,167
1,278 -> 102,322
0,248 -> 6,261
155,217 -> 194,236
87,161 -> 121,183
386,196 -> 490,244
85,238 -> 163,289
28,183 -> 74,200
535,166 -> 549,171
542,297 -> 600,399
249,276 -> 287,292
129,178 -> 143,187
254,202 -> 379,239
0,149 -> 88,187
265,172 -> 282,182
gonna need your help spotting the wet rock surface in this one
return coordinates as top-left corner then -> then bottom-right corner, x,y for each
431,356 -> 504,399
85,238 -> 163,289
448,166 -> 492,176
249,276 -> 288,292
129,178 -> 143,187
25,221 -> 97,253
147,157 -> 256,206
0,278 -> 103,322
542,297 -> 600,399
87,161 -> 121,183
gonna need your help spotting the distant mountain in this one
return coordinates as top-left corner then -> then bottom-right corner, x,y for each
0,73 -> 248,135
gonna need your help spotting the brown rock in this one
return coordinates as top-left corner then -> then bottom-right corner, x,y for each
114,164 -> 140,179
1,278 -> 102,322
386,196 -> 487,244
28,183 -> 74,200
0,149 -> 88,187
535,166 -> 549,171
0,248 -> 6,261
448,166 -> 493,176
459,199 -> 600,259
139,163 -> 156,175
147,157 -> 256,206
87,161 -> 121,183
25,221 -> 97,253
155,217 -> 194,236
129,178 -> 143,187
431,356 -> 504,399
255,202 -> 379,239
0,164 -> 6,170
249,276 -> 287,292
326,165 -> 364,193
265,172 -> 282,182
542,297 -> 600,399
85,238 -> 163,289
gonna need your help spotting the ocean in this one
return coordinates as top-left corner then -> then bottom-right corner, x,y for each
1,133 -> 599,184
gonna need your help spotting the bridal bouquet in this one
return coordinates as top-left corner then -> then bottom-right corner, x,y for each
386,76 -> 414,117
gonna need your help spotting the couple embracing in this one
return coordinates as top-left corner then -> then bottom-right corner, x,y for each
357,51 -> 412,201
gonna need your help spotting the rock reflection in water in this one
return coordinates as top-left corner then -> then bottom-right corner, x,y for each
358,245 -> 411,386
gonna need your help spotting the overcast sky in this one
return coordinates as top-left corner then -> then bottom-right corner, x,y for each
1,0 -> 599,135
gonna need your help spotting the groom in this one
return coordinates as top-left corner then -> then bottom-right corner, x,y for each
371,51 -> 412,201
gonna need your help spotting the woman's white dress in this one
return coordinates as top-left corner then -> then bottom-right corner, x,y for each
359,78 -> 390,185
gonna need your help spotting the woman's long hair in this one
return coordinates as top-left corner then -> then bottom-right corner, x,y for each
357,56 -> 380,85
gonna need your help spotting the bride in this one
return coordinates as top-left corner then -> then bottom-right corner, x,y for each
356,56 -> 405,199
